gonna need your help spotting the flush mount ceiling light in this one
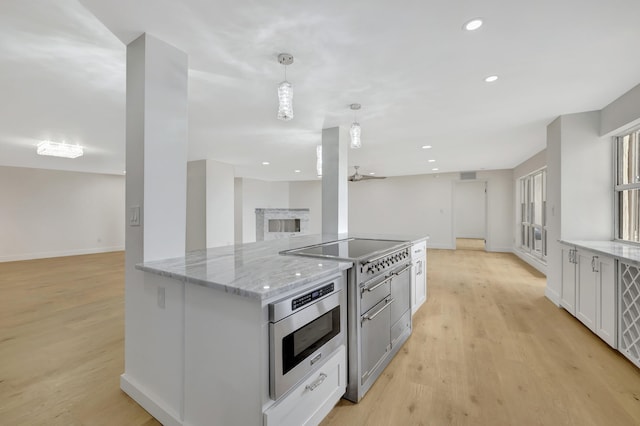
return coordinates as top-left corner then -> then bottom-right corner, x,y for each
484,75 -> 499,83
277,53 -> 294,121
316,145 -> 322,178
349,103 -> 362,149
36,140 -> 83,158
463,18 -> 483,31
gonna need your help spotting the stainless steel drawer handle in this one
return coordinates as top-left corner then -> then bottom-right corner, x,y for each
363,278 -> 391,294
362,298 -> 394,322
394,264 -> 412,276
305,373 -> 327,391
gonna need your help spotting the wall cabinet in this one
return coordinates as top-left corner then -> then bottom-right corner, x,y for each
411,240 -> 427,315
560,244 -> 616,348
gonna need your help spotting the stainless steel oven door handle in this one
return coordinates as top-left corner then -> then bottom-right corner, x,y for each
362,276 -> 392,294
362,297 -> 394,323
305,373 -> 327,391
394,264 -> 412,276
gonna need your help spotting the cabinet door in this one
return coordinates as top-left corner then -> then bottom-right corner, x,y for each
360,298 -> 391,384
560,246 -> 576,314
411,256 -> 427,312
596,256 -> 616,348
390,264 -> 412,326
576,251 -> 597,332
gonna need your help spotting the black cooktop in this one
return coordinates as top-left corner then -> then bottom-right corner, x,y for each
283,238 -> 407,261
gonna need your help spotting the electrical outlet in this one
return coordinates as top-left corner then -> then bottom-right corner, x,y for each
157,287 -> 165,309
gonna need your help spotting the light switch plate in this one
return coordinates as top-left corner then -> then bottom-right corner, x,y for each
129,205 -> 140,226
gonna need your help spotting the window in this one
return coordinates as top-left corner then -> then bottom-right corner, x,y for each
519,168 -> 547,260
616,129 -> 640,242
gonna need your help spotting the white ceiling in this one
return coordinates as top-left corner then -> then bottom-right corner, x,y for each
2,0 -> 640,181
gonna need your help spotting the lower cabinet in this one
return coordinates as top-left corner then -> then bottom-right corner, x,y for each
264,345 -> 346,426
560,244 -> 616,348
411,240 -> 427,315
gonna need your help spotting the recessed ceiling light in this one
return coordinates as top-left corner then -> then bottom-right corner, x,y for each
294,169 -> 301,173
421,145 -> 432,149
432,168 -> 439,171
263,285 -> 270,289
369,172 -> 375,175
262,161 -> 270,165
428,159 -> 436,163
295,272 -> 301,277
484,75 -> 499,83
464,18 -> 483,31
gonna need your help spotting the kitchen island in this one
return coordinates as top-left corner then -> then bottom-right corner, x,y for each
125,233 -> 426,426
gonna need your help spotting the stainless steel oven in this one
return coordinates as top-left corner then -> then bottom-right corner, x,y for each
269,275 -> 343,400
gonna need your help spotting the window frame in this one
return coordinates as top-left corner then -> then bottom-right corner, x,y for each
614,127 -> 640,245
519,167 -> 547,261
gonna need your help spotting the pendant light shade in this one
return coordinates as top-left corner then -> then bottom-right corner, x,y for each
350,122 -> 361,149
349,103 -> 362,149
277,80 -> 293,121
277,53 -> 294,121
316,145 -> 322,178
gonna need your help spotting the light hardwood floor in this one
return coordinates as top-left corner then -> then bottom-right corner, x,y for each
2,249 -> 640,425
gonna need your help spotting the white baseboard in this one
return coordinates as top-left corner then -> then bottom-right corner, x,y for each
120,374 -> 182,426
0,246 -> 124,263
544,287 -> 561,306
512,249 -> 548,276
485,246 -> 514,253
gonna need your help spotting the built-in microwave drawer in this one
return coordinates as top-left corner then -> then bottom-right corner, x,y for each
360,274 -> 391,313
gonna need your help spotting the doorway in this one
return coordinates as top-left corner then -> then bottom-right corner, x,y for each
453,180 -> 487,251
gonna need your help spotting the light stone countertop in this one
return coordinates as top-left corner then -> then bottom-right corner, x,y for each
560,240 -> 640,264
137,233 -> 428,300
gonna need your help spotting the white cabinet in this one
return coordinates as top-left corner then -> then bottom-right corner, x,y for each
411,240 -> 427,315
560,245 -> 616,349
560,245 -> 577,314
576,250 -> 597,330
264,346 -> 346,426
596,256 -> 616,347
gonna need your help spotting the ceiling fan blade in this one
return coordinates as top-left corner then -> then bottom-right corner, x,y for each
360,175 -> 386,180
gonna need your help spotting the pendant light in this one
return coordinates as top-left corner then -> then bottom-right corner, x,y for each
277,53 -> 294,121
350,103 -> 362,149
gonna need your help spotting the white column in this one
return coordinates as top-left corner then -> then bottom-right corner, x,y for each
126,33 -> 188,262
321,126 -> 349,235
123,33 -> 188,425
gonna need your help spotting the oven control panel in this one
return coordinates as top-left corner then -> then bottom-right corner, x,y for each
361,247 -> 410,276
292,283 -> 334,310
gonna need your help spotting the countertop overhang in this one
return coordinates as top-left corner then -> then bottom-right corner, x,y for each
136,233 -> 427,300
560,239 -> 640,264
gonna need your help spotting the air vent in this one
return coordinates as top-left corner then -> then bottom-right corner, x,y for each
460,171 -> 477,180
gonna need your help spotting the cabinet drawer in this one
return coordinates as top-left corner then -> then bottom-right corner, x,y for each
264,346 -> 346,426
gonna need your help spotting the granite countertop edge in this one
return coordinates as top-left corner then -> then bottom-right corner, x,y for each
136,233 -> 427,300
559,239 -> 640,263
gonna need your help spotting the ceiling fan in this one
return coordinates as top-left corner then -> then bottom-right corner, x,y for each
348,166 -> 387,182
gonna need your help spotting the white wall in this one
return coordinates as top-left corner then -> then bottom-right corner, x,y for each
0,166 -> 125,261
601,83 -> 640,136
289,180 -> 322,235
545,111 -> 613,305
289,170 -> 514,251
454,180 -> 486,239
205,160 -> 234,248
238,178 -> 290,243
186,160 -> 206,251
